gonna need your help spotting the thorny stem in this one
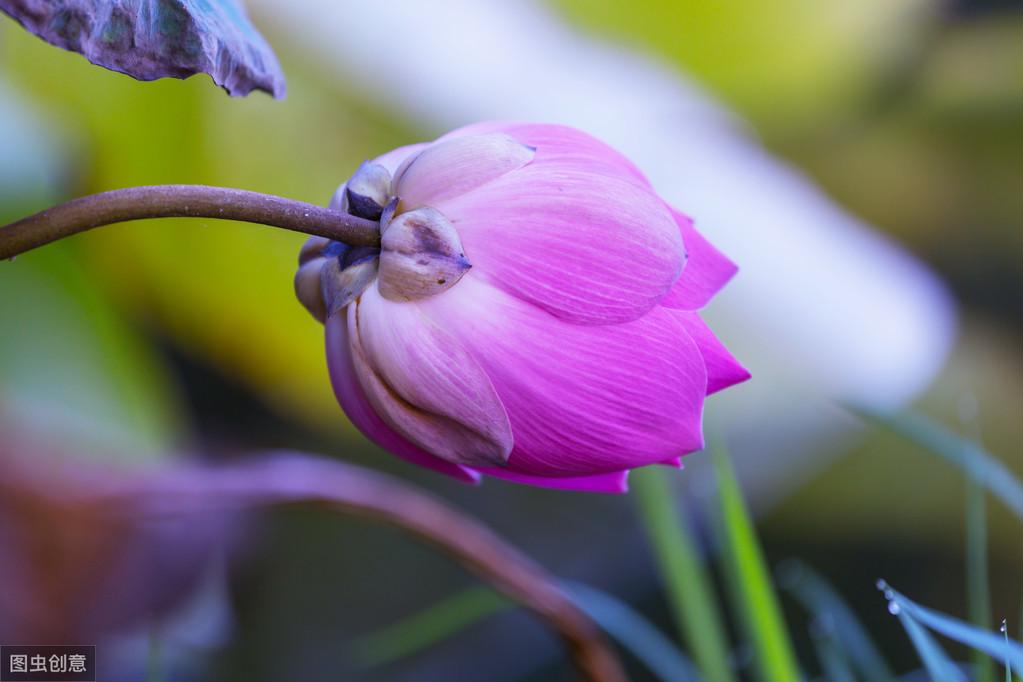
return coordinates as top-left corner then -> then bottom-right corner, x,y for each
103,453 -> 629,682
0,185 -> 380,260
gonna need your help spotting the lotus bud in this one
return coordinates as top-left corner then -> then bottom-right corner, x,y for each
302,123 -> 750,493
377,207 -> 471,302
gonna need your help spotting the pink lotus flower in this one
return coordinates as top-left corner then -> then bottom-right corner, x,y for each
296,122 -> 748,492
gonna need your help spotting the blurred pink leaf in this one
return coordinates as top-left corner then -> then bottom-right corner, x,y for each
0,426 -> 240,642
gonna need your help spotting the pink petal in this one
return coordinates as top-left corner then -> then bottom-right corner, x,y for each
658,457 -> 684,469
325,314 -> 480,484
478,467 -> 630,494
435,163 -> 684,325
350,286 -> 514,468
659,206 -> 738,311
420,276 -> 708,477
677,311 -> 751,395
437,122 -> 652,188
393,133 -> 535,209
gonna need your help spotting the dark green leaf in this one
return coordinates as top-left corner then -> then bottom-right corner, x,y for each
0,0 -> 284,97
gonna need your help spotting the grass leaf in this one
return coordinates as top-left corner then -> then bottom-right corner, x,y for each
632,466 -> 734,681
564,581 -> 701,682
967,472 -> 995,682
350,581 -> 700,680
712,445 -> 801,682
890,600 -> 967,682
1002,620 -> 1013,682
851,407 -> 1023,522
349,586 -> 509,666
809,621 -> 857,682
777,560 -> 894,681
882,583 -> 1023,674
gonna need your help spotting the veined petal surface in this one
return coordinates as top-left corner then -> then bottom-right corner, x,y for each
435,165 -> 684,325
420,276 -> 707,476
659,206 -> 737,311
393,133 -> 534,209
438,122 -> 652,187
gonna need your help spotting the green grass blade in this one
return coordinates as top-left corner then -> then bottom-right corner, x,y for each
712,445 -> 801,682
564,581 -> 701,682
851,407 -> 1023,521
349,586 -> 509,666
881,582 -> 1023,673
967,472 -> 995,682
632,466 -> 735,681
958,395 -> 995,682
351,582 -> 701,680
777,560 -> 894,680
1002,620 -> 1013,682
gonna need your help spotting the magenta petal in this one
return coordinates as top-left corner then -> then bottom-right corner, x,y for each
658,457 -> 684,469
437,165 -> 684,325
325,314 -> 481,484
478,466 -> 630,493
351,286 -> 514,468
420,277 -> 708,477
393,133 -> 534,209
660,206 -> 738,311
677,311 -> 751,395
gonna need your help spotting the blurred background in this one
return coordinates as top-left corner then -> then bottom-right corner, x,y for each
0,0 -> 1021,679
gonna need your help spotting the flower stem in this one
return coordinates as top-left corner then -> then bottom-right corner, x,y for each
0,185 -> 380,260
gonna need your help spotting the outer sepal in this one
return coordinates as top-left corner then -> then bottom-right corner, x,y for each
378,207 -> 472,302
